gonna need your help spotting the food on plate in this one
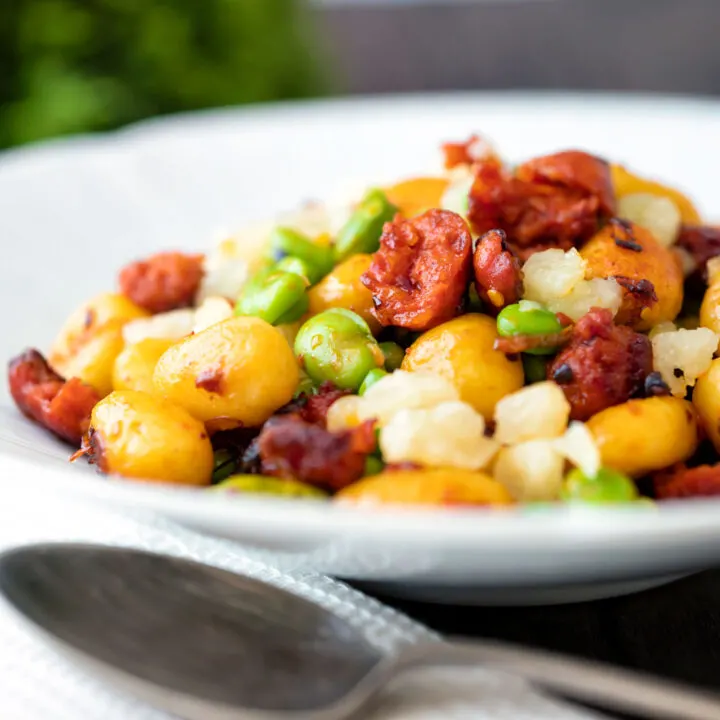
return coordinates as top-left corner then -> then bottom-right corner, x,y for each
360,209 -> 473,330
153,315 -> 299,427
9,134 -> 720,506
49,292 -> 149,397
8,350 -> 99,445
401,314 -> 524,420
112,338 -> 175,394
586,396 -> 699,477
74,390 -> 214,486
336,468 -> 513,506
580,220 -> 683,329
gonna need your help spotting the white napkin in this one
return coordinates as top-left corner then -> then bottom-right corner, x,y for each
0,495 -> 602,720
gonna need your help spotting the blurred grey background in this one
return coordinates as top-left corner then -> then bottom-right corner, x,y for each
2,0 -> 717,150
318,0 -> 720,95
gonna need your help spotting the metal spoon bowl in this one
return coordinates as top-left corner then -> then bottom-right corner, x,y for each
1,543 -> 720,720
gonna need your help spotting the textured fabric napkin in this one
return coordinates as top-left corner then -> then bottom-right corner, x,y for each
0,495 -> 602,720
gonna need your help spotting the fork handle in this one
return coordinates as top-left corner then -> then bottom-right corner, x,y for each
397,637 -> 720,720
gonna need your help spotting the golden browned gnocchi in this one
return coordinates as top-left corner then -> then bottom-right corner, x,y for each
587,397 -> 699,477
49,293 -> 149,396
336,468 -> 513,506
610,164 -> 702,225
113,338 -> 175,394
581,221 -> 683,330
401,314 -> 524,420
153,316 -> 299,426
85,390 -> 214,486
692,358 -> 720,454
700,258 -> 720,337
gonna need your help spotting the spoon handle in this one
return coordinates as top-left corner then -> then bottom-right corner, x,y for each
397,637 -> 720,720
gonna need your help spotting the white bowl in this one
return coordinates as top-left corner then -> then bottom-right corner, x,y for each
2,92 -> 720,605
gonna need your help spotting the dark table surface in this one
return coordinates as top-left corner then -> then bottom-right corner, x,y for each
357,570 -> 720,718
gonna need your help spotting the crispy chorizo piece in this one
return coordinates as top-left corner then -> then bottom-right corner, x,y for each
361,209 -> 473,331
655,463 -> 720,499
516,151 -> 616,214
468,151 -> 615,252
272,382 -> 350,428
8,349 -> 100,445
118,252 -> 204,314
676,225 -> 720,281
258,416 -> 376,491
441,135 -> 495,170
473,229 -> 523,312
298,382 -> 351,427
546,307 -> 652,421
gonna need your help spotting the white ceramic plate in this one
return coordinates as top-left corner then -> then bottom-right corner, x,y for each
3,92 -> 720,605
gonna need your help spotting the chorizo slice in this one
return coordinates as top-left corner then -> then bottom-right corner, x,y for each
655,463 -> 720,499
515,150 -> 616,216
361,209 -> 473,331
468,151 -> 615,252
8,349 -> 100,444
118,252 -> 204,314
676,225 -> 720,281
546,307 -> 652,421
258,415 -> 376,491
473,229 -> 523,312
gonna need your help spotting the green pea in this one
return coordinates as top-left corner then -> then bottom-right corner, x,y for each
211,449 -> 236,484
294,308 -> 385,391
496,301 -> 564,355
359,368 -> 388,395
275,292 -> 309,325
275,256 -> 314,283
235,268 -> 308,325
269,227 -> 334,283
561,467 -> 639,504
522,354 -> 548,384
334,189 -> 398,261
213,474 -> 327,498
378,341 -> 405,371
364,455 -> 385,477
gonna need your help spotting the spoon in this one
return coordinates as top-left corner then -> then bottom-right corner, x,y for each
1,544 -> 719,720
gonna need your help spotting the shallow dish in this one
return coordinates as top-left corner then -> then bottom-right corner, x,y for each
2,92 -> 720,604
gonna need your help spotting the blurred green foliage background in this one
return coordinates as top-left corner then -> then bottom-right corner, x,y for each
0,0 -> 325,149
